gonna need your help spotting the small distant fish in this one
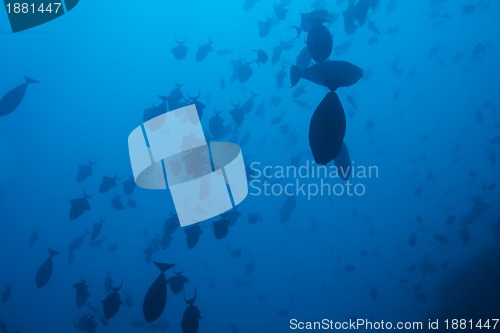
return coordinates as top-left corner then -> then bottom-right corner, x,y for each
1,284 -> 11,303
35,248 -> 60,288
0,76 -> 39,117
29,228 -> 40,247
408,233 -> 417,247
171,34 -> 189,60
343,264 -> 356,272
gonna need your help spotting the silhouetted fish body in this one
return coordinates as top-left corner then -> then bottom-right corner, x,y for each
334,142 -> 351,180
91,219 -> 104,241
99,176 -> 117,194
1,285 -> 11,303
309,92 -> 346,165
143,262 -> 175,323
181,288 -> 200,333
280,196 -> 296,223
185,224 -> 202,249
291,61 -> 363,91
172,41 -> 189,60
167,272 -> 189,294
76,160 -> 95,183
69,193 -> 91,220
300,9 -> 329,32
103,282 -> 123,320
0,76 -> 39,117
306,23 -> 333,62
213,218 -> 229,240
195,40 -> 214,62
36,248 -> 60,288
112,195 -> 124,211
296,47 -> 312,70
74,280 -> 91,308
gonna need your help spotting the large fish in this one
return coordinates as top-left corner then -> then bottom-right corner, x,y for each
309,92 -> 346,165
102,280 -> 123,319
143,261 -> 175,323
35,248 -> 60,288
185,224 -> 202,249
166,269 -> 189,294
181,287 -> 201,333
306,23 -> 333,62
290,61 -> 363,92
0,76 -> 39,117
69,191 -> 92,220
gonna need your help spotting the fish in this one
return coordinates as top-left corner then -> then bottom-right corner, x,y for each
273,3 -> 288,20
69,191 -> 92,220
408,233 -> 417,247
276,66 -> 287,89
167,80 -> 185,110
143,261 -> 175,323
185,224 -> 203,249
258,16 -> 277,38
229,101 -> 245,126
166,269 -> 189,295
280,195 -> 296,223
171,34 -> 189,60
103,280 -> 124,319
143,96 -> 168,125
306,23 -> 333,62
122,177 -> 136,196
68,230 -> 89,253
164,214 -> 179,236
309,92 -> 346,165
91,218 -> 104,241
213,216 -> 230,240
0,76 -> 39,117
252,49 -> 269,67
195,36 -> 215,62
99,175 -> 119,194
181,287 -> 201,333
243,0 -> 259,11
29,228 -> 40,247
35,248 -> 60,288
112,194 -> 124,211
290,61 -> 363,92
334,142 -> 351,180
230,59 -> 253,83
295,47 -> 312,70
344,264 -> 356,272
76,159 -> 96,183
300,9 -> 330,32
248,212 -> 262,225
74,277 -> 91,308
1,284 -> 11,303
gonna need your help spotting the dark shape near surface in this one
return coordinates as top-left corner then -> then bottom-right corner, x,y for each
74,277 -> 91,308
181,287 -> 201,333
185,224 -> 203,249
69,191 -> 92,220
213,216 -> 230,240
306,23 -> 333,63
309,92 -> 346,165
76,159 -> 96,183
36,248 -> 60,288
143,261 -> 175,324
122,177 -> 137,196
0,76 -> 39,117
334,142 -> 351,180
195,37 -> 215,62
102,280 -> 124,320
171,34 -> 189,60
290,61 -> 363,92
166,269 -> 189,294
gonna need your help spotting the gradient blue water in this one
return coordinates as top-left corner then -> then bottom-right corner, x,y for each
0,0 -> 499,332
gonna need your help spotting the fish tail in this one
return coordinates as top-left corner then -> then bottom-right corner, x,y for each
290,65 -> 301,87
24,76 -> 40,84
154,261 -> 175,273
48,248 -> 60,257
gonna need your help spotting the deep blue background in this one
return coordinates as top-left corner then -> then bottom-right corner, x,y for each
0,0 -> 499,332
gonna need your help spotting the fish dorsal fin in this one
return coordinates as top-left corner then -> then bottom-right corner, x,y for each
154,261 -> 175,273
24,76 -> 40,84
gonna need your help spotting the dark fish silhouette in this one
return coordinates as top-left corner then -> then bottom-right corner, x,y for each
143,261 -> 175,324
296,47 -> 312,70
99,175 -> 119,194
306,23 -> 333,62
167,80 -> 185,110
408,233 -> 417,247
243,0 -> 259,11
334,142 -> 351,180
252,49 -> 269,67
213,216 -> 230,240
195,37 -> 215,62
76,159 -> 96,183
143,95 -> 168,124
309,92 -> 346,165
69,230 -> 89,253
300,9 -> 329,32
121,177 -> 136,196
1,284 -> 11,303
166,269 -> 189,294
248,212 -> 262,224
112,194 -> 124,211
230,59 -> 253,83
273,3 -> 288,20
181,287 -> 201,333
91,218 -> 104,241
35,248 -> 60,288
102,280 -> 123,320
241,92 -> 258,115
164,214 -> 179,236
258,16 -> 277,38
209,110 -> 230,140
280,196 -> 296,223
185,224 -> 203,249
74,277 -> 91,308
187,91 -> 206,119
104,271 -> 113,294
29,228 -> 39,247
69,191 -> 92,220
0,76 -> 39,117
171,34 -> 189,60
291,61 -> 363,91
230,101 -> 245,126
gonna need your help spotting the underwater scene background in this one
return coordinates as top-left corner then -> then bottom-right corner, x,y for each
1,0 -> 499,332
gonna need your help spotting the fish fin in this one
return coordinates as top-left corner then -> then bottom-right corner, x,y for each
158,95 -> 168,102
290,65 -> 301,87
24,76 -> 40,84
48,248 -> 60,257
154,261 -> 175,273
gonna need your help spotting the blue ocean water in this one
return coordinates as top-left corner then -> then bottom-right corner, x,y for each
0,0 -> 499,332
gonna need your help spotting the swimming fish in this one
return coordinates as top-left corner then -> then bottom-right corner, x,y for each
35,248 -> 60,288
143,261 -> 175,323
1,284 -> 11,303
290,61 -> 363,92
185,224 -> 203,249
99,174 -> 119,194
74,277 -> 91,308
29,228 -> 40,247
181,287 -> 201,333
102,280 -> 124,320
76,159 -> 96,183
309,92 -> 346,165
171,34 -> 189,60
0,76 -> 39,117
195,36 -> 216,62
166,269 -> 189,295
69,191 -> 92,220
213,216 -> 230,240
306,23 -> 333,62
